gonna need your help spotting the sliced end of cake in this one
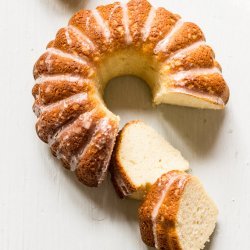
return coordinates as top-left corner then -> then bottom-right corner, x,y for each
110,121 -> 189,199
176,176 -> 218,250
138,171 -> 218,250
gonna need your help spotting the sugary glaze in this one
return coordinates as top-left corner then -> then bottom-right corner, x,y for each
151,174 -> 186,249
32,0 -> 229,187
138,171 -> 183,248
139,171 -> 218,250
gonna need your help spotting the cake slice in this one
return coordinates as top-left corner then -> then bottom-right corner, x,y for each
110,121 -> 189,199
139,171 -> 218,250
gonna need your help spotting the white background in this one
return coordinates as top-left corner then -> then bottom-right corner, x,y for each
0,0 -> 249,249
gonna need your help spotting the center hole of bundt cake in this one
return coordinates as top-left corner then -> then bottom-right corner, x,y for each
96,47 -> 227,110
99,49 -> 161,95
96,49 -> 162,125
104,75 -> 153,125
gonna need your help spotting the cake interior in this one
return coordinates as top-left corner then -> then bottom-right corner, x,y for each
117,122 -> 189,192
176,177 -> 218,250
96,49 -> 224,110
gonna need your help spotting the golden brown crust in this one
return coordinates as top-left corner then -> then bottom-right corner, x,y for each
32,79 -> 95,106
36,96 -> 97,143
171,73 -> 229,105
46,40 -> 54,49
142,7 -> 180,54
75,117 -> 119,187
52,27 -> 98,62
109,121 -> 142,198
50,109 -> 106,169
138,171 -> 183,247
156,174 -> 191,250
165,45 -> 215,74
69,9 -> 111,61
33,51 -> 94,79
127,0 -> 152,46
138,172 -> 168,247
139,171 -> 191,249
169,22 -> 205,51
97,2 -> 126,51
157,22 -> 205,61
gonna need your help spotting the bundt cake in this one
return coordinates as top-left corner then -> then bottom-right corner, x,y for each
32,0 -> 229,187
110,120 -> 189,199
139,171 -> 218,250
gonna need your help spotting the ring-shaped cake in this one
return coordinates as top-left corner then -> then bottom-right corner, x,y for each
32,0 -> 229,187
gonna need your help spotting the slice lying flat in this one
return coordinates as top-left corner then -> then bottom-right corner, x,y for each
139,170 -> 218,250
110,120 -> 189,199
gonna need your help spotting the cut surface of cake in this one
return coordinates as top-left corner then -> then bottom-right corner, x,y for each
139,171 -> 218,250
32,0 -> 229,187
110,121 -> 189,199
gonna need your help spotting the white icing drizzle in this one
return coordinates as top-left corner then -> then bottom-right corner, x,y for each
46,48 -> 88,66
48,128 -> 61,148
142,7 -> 156,41
45,53 -> 53,72
154,19 -> 184,54
38,92 -> 88,115
68,25 -> 95,50
35,75 -> 84,84
65,29 -> 72,46
151,175 -> 181,249
70,157 -> 78,172
165,176 -> 188,248
97,120 -> 116,185
165,40 -> 206,62
85,16 -> 91,31
168,86 -> 225,106
177,175 -> 188,189
92,9 -> 111,42
171,67 -> 221,83
121,2 -> 132,44
69,116 -> 108,171
50,110 -> 95,166
34,75 -> 92,116
108,3 -> 120,23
